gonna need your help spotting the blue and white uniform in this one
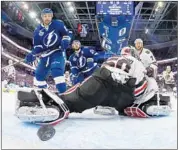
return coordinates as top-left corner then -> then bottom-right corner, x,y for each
25,8 -> 72,93
69,41 -> 113,85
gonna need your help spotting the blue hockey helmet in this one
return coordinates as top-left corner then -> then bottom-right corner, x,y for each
72,40 -> 81,51
41,8 -> 53,17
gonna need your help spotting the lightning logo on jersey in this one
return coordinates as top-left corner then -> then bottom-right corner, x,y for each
77,56 -> 86,68
43,30 -> 58,48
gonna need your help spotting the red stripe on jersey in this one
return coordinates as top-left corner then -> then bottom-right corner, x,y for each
63,83 -> 80,95
107,57 -> 119,61
63,76 -> 92,95
134,81 -> 148,96
81,76 -> 91,85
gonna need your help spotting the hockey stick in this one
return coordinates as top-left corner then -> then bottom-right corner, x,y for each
1,52 -> 43,71
35,89 -> 70,126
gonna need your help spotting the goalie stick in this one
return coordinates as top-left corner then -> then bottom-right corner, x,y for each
34,89 -> 70,126
33,89 -> 69,141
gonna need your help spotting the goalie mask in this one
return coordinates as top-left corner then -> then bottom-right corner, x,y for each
72,40 -> 81,52
121,47 -> 141,61
121,47 -> 131,55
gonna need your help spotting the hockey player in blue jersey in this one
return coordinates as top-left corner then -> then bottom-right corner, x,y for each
69,40 -> 113,85
25,8 -> 72,93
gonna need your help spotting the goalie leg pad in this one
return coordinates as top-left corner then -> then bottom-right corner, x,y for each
146,105 -> 171,116
93,106 -> 116,115
124,98 -> 171,118
15,89 -> 70,125
16,105 -> 60,123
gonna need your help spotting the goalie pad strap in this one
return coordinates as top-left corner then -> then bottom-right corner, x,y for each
43,89 -> 69,113
124,107 -> 149,118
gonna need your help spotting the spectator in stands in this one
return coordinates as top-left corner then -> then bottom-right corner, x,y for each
2,44 -> 4,52
65,71 -> 72,88
2,59 -> 16,85
162,66 -> 176,91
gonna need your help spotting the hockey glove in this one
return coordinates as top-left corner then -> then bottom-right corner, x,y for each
71,73 -> 84,85
86,58 -> 95,68
61,35 -> 71,50
146,66 -> 154,77
111,72 -> 129,84
25,53 -> 36,64
146,64 -> 157,78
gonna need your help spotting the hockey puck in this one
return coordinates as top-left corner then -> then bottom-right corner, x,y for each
37,125 -> 56,141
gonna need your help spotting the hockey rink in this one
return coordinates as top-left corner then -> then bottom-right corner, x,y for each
2,91 -> 177,149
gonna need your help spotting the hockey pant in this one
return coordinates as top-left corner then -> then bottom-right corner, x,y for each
34,51 -> 66,93
60,67 -> 135,113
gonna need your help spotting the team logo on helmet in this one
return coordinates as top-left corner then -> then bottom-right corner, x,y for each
43,30 -> 58,48
41,8 -> 53,16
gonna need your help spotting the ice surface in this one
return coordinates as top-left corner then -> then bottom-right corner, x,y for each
2,92 -> 177,149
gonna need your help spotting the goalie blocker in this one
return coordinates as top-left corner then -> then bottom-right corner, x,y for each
15,67 -> 171,125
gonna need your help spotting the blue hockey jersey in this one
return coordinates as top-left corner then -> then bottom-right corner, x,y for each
69,47 -> 96,73
69,47 -> 114,85
32,20 -> 71,55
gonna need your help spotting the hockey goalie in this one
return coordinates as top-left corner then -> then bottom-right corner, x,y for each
15,47 -> 171,125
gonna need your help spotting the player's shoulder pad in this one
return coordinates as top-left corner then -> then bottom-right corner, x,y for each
143,48 -> 152,54
83,46 -> 94,52
69,54 -> 76,61
83,46 -> 89,49
84,46 -> 96,54
53,19 -> 64,25
81,46 -> 87,51
125,55 -> 138,62
34,25 -> 42,34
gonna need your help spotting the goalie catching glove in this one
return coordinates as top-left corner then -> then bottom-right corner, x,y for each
15,89 -> 69,125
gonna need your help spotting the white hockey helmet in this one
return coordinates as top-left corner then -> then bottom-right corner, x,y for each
134,38 -> 143,44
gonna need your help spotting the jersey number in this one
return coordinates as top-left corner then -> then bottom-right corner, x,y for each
150,56 -> 154,61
